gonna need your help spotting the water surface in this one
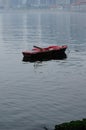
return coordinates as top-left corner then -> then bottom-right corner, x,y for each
0,11 -> 86,130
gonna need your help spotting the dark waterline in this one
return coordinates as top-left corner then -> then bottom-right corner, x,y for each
0,11 -> 86,130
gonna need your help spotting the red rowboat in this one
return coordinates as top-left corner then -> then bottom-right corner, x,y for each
22,45 -> 67,62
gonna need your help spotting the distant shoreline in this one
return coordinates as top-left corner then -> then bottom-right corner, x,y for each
0,8 -> 86,13
0,8 -> 68,14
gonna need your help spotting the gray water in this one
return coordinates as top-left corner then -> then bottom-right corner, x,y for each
0,11 -> 86,130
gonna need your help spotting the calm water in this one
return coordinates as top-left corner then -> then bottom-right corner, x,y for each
0,11 -> 86,130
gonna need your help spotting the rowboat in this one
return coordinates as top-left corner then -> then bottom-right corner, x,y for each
22,45 -> 67,62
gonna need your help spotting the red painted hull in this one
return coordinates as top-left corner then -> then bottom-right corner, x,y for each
22,45 -> 67,62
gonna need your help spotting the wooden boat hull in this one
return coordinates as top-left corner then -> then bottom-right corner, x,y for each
22,45 -> 67,62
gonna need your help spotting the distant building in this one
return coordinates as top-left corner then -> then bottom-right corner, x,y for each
2,0 -> 86,10
70,0 -> 86,4
1,0 -> 10,8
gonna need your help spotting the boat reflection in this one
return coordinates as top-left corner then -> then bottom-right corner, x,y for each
22,52 -> 67,62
